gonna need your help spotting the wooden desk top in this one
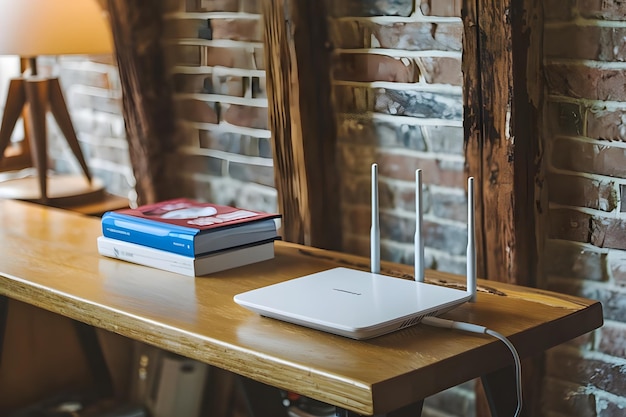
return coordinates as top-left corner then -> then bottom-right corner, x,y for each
0,199 -> 603,415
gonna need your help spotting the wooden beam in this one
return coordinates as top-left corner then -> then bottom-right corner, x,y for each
106,0 -> 179,205
463,1 -> 544,416
260,0 -> 342,250
462,0 -> 541,286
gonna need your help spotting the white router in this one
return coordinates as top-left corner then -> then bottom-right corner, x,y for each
234,163 -> 477,339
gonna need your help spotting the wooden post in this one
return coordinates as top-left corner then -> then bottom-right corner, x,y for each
462,1 -> 542,286
260,0 -> 342,250
463,0 -> 544,416
106,0 -> 179,206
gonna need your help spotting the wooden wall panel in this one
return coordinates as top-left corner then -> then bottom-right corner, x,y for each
260,0 -> 342,250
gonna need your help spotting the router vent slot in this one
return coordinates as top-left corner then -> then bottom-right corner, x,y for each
399,311 -> 440,330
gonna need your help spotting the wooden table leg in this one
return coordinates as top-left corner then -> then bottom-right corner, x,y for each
481,365 -> 524,417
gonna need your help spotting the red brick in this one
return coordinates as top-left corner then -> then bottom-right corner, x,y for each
587,107 -> 626,142
375,22 -> 462,51
591,216 -> 626,250
210,19 -> 261,42
420,0 -> 461,17
546,63 -> 626,101
333,54 -> 418,83
175,99 -> 218,123
551,137 -> 626,178
548,173 -> 617,212
376,153 -> 465,188
328,20 -> 460,51
222,104 -> 268,129
417,56 -> 462,85
205,47 -> 258,69
548,208 -> 591,243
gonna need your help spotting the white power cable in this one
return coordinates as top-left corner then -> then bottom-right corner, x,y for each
422,316 -> 522,417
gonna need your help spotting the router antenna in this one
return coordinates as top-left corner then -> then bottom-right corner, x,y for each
467,177 -> 477,302
414,169 -> 424,282
371,163 -> 380,274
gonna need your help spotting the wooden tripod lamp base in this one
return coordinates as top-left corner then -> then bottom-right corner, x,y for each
0,76 -> 94,204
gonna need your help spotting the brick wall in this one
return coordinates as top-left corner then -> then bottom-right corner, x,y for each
542,1 -> 626,416
326,0 -> 467,277
161,0 -> 277,214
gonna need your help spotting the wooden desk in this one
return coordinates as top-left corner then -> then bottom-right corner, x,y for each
0,200 -> 603,416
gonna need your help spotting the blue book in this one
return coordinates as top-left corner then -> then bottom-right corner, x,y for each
101,198 -> 280,257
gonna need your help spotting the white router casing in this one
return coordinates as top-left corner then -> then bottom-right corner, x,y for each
234,164 -> 476,340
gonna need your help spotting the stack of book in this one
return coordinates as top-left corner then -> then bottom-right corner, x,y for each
97,198 -> 281,276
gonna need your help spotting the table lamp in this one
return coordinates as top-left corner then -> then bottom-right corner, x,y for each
0,0 -> 113,204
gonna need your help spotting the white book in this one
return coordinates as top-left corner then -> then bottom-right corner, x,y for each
97,235 -> 274,276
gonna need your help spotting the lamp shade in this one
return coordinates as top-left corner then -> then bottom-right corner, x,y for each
0,0 -> 112,57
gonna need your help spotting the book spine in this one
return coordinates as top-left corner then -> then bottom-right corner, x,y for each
101,213 -> 196,256
98,237 -> 197,276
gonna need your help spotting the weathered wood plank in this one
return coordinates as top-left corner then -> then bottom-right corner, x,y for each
260,0 -> 342,250
106,0 -> 178,205
462,0 -> 541,285
463,0 -> 544,415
